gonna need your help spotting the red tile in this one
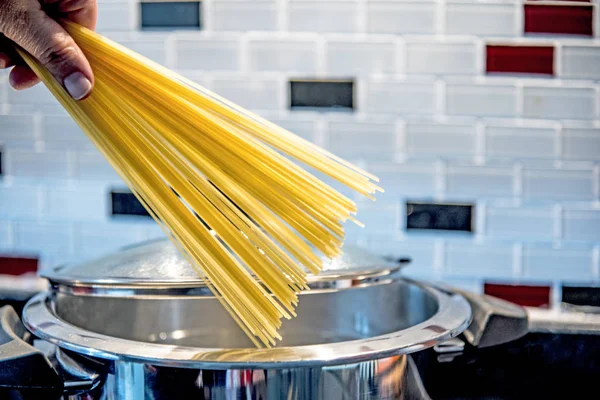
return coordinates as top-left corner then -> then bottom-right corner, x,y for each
0,256 -> 39,276
524,4 -> 594,36
484,283 -> 551,308
486,45 -> 554,75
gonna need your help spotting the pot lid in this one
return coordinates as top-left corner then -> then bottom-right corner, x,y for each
42,238 -> 400,287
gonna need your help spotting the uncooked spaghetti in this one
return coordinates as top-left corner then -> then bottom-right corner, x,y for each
18,22 -> 383,347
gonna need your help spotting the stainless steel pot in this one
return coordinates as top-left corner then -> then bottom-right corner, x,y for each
0,240 -> 472,399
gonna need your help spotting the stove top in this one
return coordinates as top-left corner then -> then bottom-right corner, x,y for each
414,332 -> 600,400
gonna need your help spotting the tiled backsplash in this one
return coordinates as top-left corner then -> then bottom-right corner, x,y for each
1,0 -> 600,301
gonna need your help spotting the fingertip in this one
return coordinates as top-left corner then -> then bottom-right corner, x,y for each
9,65 -> 41,90
0,53 -> 16,69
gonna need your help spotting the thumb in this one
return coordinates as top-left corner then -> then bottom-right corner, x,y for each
4,11 -> 93,100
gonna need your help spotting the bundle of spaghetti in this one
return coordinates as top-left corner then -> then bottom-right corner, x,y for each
18,22 -> 383,348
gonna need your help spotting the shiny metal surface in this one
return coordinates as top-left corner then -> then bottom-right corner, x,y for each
42,239 -> 400,287
24,278 -> 471,368
59,352 -> 425,400
526,307 -> 600,335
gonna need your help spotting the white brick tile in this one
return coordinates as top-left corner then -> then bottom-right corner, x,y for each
247,37 -> 318,73
367,237 -> 436,270
523,245 -> 594,281
367,1 -> 437,35
486,205 -> 554,240
369,162 -> 436,198
522,85 -> 597,120
41,115 -> 90,146
210,1 -> 278,31
365,79 -> 437,115
0,184 -> 41,219
446,81 -> 517,117
0,115 -> 35,141
7,150 -> 71,179
325,38 -> 396,75
406,38 -> 478,75
445,1 -> 519,37
210,75 -> 282,110
115,38 -> 168,66
14,222 -> 72,257
289,1 -> 359,33
6,83 -> 57,105
175,35 -> 241,70
327,120 -> 397,161
260,113 -> 318,141
351,202 -> 400,235
96,2 -> 135,32
141,223 -> 167,241
0,220 -> 11,250
563,126 -> 600,161
523,168 -> 594,201
563,209 -> 600,241
485,123 -> 557,159
75,222 -> 145,259
44,183 -> 108,221
405,120 -> 477,157
446,165 -> 514,198
446,242 -> 514,279
74,151 -> 122,181
7,104 -> 65,115
561,45 -> 600,80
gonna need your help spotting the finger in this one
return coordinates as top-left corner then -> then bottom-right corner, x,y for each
9,65 -> 41,90
0,52 -> 16,69
2,9 -> 93,100
0,34 -> 19,68
44,0 -> 98,30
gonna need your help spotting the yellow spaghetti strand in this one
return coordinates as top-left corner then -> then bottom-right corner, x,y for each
16,21 -> 383,348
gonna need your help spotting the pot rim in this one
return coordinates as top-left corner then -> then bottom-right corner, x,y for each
22,278 -> 472,369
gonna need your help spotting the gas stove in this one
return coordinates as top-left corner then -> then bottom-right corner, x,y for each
414,332 -> 600,399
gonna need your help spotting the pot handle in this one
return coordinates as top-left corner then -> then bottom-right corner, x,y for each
0,305 -> 64,399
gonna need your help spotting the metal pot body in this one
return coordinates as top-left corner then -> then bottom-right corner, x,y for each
62,354 -> 423,400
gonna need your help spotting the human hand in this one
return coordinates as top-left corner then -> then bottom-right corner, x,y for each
0,0 -> 96,100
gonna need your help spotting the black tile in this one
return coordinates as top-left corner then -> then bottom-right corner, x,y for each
110,190 -> 152,218
406,201 -> 474,232
562,286 -> 600,307
141,1 -> 201,30
290,80 -> 354,110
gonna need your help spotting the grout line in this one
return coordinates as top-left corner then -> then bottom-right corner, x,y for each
593,245 -> 600,283
475,200 -> 486,238
395,37 -> 406,75
475,37 -> 486,77
515,80 -> 524,118
553,203 -> 563,242
357,0 -> 367,33
435,79 -> 446,116
395,119 -> 407,163
436,0 -> 445,35
239,34 -> 250,74
553,41 -> 562,78
514,2 -> 524,37
551,281 -> 562,310
434,159 -> 446,199
202,0 -> 213,32
512,242 -> 523,279
433,239 -> 445,274
475,120 -> 486,165
165,34 -> 177,70
316,35 -> 327,77
593,163 -> 600,202
277,0 -> 288,32
513,162 -> 523,200
595,1 -> 600,38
